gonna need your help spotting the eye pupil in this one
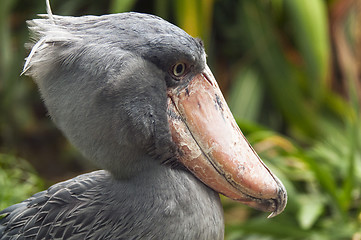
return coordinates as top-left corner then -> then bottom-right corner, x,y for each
176,64 -> 183,74
173,63 -> 186,77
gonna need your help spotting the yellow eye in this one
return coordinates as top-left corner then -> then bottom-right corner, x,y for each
172,62 -> 186,77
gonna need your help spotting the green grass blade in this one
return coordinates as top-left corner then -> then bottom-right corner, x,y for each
228,66 -> 264,122
239,0 -> 319,137
284,0 -> 330,102
174,0 -> 214,49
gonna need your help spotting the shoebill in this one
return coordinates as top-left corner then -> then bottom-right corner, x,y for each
0,10 -> 287,240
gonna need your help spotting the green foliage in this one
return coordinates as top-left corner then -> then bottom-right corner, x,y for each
285,0 -> 330,100
0,154 -> 43,210
1,0 -> 360,239
110,0 -> 136,13
173,0 -> 214,49
225,118 -> 361,239
220,0 -> 361,239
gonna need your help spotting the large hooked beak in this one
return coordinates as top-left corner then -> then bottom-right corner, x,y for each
167,65 -> 287,217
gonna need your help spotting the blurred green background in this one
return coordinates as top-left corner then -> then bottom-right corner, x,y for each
1,0 -> 360,239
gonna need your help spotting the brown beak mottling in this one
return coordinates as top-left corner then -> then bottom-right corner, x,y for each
167,65 -> 287,217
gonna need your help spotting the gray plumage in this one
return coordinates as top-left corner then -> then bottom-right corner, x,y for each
0,12 -> 224,239
0,170 -> 223,239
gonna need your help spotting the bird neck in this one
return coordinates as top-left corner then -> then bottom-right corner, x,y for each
106,164 -> 225,239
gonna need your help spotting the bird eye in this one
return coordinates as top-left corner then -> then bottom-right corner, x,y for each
172,62 -> 186,78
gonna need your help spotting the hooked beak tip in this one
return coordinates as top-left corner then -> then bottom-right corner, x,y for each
268,183 -> 288,218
